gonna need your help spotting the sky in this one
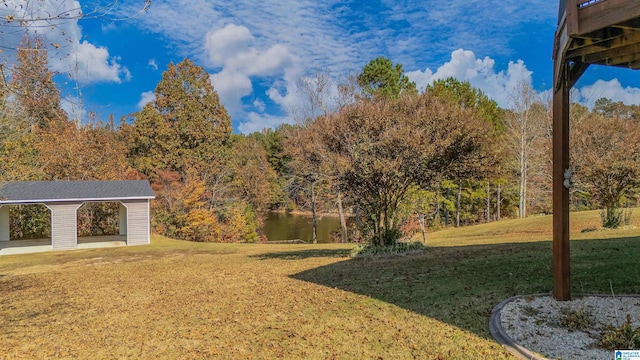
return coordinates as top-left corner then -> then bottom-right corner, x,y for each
2,0 -> 640,134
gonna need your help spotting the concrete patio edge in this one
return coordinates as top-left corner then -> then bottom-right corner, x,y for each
489,294 -> 549,360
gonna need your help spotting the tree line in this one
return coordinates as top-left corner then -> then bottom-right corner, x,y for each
2,34 -> 640,244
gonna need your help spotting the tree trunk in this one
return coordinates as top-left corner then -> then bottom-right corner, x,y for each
418,214 -> 426,244
434,193 -> 440,226
519,127 -> 528,218
445,188 -> 450,226
486,181 -> 491,223
497,184 -> 502,221
354,205 -> 361,242
337,191 -> 347,243
311,181 -> 317,244
455,183 -> 461,227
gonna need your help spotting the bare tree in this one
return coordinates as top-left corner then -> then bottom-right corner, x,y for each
505,82 -> 542,218
0,1 -> 150,26
286,71 -> 361,243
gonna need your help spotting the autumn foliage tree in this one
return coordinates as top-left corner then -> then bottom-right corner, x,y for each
123,59 -> 269,242
572,113 -> 640,228
313,93 -> 498,246
124,58 -> 232,176
9,34 -> 67,129
230,135 -> 282,212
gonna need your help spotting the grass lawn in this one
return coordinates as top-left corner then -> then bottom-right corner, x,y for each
1,210 -> 639,359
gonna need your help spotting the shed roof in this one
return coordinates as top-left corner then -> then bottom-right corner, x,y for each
0,180 -> 155,205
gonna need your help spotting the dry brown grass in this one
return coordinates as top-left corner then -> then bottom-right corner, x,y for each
425,209 -> 640,246
0,236 -> 512,359
3,210 -> 637,359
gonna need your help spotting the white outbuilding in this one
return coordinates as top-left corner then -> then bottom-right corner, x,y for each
0,180 -> 155,251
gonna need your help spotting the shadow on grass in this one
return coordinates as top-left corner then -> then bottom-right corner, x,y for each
250,248 -> 352,260
290,237 -> 640,339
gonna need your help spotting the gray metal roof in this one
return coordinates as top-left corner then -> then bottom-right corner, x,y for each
0,180 -> 155,204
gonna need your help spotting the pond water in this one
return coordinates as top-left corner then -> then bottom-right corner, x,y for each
262,212 -> 341,243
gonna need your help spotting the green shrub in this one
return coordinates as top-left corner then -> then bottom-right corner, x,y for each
624,208 -> 633,226
559,307 -> 594,332
600,314 -> 640,350
521,305 -> 541,317
601,207 -> 623,229
350,241 -> 425,258
380,228 -> 403,246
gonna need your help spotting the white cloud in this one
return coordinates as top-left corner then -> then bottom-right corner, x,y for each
137,91 -> 156,109
406,49 -> 533,108
265,65 -> 304,112
253,99 -> 266,112
73,41 -> 130,84
101,22 -> 117,32
115,0 -> 358,77
577,79 -> 640,107
118,0 -> 557,76
112,1 -> 560,131
206,24 -> 299,127
209,69 -> 253,115
148,59 -> 158,71
205,24 -> 254,68
238,112 -> 294,134
205,24 -> 294,76
105,0 -> 568,132
406,50 -> 640,110
0,0 -> 129,84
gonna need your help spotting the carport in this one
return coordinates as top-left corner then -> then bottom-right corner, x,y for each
0,180 -> 155,252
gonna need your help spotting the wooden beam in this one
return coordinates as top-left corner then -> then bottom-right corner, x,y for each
577,0 -> 640,35
554,22 -> 572,90
588,60 -> 640,70
554,18 -> 570,62
582,41 -> 640,63
553,61 -> 572,302
566,0 -> 579,36
566,29 -> 640,58
612,24 -> 640,31
568,61 -> 589,89
604,52 -> 640,66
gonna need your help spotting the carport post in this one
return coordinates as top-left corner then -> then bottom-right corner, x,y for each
0,205 -> 9,241
119,203 -> 127,236
46,202 -> 82,250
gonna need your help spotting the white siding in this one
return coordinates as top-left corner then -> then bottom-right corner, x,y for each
0,205 -> 9,241
46,202 -> 82,250
119,204 -> 128,235
122,200 -> 150,245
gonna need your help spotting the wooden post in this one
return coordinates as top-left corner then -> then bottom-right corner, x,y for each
553,0 -> 640,301
552,61 -> 571,301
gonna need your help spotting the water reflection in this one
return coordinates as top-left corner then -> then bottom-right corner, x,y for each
262,212 -> 341,243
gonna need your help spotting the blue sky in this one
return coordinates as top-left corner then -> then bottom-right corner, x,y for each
2,0 -> 640,133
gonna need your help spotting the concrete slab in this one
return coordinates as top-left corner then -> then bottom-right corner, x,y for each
0,235 -> 127,256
